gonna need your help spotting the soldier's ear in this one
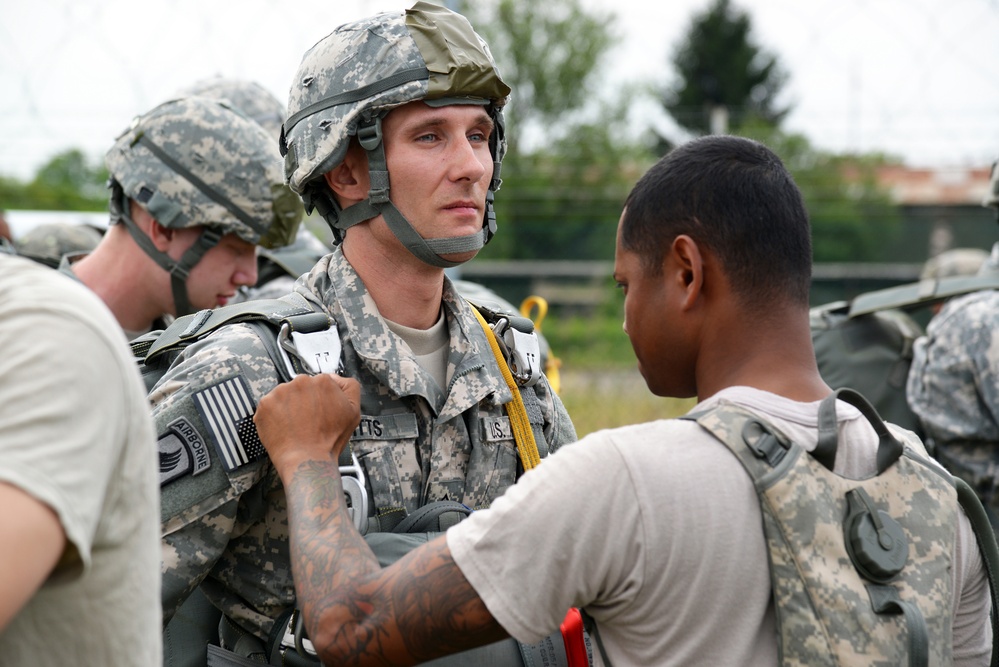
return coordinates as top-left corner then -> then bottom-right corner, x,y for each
133,207 -> 173,251
324,143 -> 370,204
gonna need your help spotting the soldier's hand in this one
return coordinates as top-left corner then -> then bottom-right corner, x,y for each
254,374 -> 361,476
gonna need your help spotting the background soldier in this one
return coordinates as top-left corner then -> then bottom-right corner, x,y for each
62,95 -> 302,340
151,3 -> 575,663
15,221 -> 103,268
908,159 -> 999,534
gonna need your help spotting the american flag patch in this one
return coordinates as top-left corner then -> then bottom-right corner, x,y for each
193,375 -> 266,471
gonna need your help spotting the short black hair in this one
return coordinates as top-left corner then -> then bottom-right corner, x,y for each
621,135 -> 812,307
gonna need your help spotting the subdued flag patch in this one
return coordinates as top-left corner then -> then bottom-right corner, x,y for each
193,375 -> 266,471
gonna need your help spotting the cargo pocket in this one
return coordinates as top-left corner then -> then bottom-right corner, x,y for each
466,415 -> 520,507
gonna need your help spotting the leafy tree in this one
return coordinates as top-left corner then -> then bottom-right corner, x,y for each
459,0 -> 655,259
663,0 -> 789,142
0,150 -> 108,211
464,0 -> 617,155
482,99 -> 651,261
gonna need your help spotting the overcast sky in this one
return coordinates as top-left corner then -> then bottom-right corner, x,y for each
1,0 -> 997,181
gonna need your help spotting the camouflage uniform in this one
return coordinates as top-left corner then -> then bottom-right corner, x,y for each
908,159 -> 999,532
907,245 -> 999,529
154,246 -> 576,640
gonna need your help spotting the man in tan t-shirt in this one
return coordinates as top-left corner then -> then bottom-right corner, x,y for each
255,137 -> 993,665
0,254 -> 161,664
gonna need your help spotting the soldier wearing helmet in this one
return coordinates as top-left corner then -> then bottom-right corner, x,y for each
16,222 -> 104,269
149,3 -> 575,664
63,96 -> 302,340
907,158 -> 999,538
176,76 -> 286,141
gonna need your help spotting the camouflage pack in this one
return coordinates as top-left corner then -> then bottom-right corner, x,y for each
680,389 -> 999,666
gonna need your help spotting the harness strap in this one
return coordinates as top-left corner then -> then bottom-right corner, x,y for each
471,306 -> 542,471
954,477 -> 999,667
866,585 -> 928,667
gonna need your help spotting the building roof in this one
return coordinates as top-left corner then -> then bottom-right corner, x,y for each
875,165 -> 992,206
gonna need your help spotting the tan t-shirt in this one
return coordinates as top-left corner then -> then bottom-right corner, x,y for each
448,386 -> 991,667
0,255 -> 162,664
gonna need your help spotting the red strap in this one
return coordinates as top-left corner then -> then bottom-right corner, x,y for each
560,607 -> 590,666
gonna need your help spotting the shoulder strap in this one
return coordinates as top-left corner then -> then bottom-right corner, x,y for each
849,273 -> 999,317
132,292 -> 333,388
470,304 -> 545,471
954,478 -> 999,667
141,296 -> 317,362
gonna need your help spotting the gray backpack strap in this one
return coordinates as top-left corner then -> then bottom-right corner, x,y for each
954,478 -> 999,667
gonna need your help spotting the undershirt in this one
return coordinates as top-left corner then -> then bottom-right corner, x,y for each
385,308 -> 449,391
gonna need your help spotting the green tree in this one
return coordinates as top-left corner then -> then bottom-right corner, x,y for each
465,0 -> 617,155
0,150 -> 108,211
482,105 -> 650,262
663,0 -> 789,142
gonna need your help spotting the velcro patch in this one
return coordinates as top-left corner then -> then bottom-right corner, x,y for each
158,417 -> 211,486
193,375 -> 266,472
351,413 -> 419,441
481,416 -> 514,442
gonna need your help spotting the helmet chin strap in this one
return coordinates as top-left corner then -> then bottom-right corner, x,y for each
111,185 -> 222,317
328,116 -> 497,269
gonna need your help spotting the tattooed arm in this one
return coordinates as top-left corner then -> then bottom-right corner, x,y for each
255,374 -> 508,666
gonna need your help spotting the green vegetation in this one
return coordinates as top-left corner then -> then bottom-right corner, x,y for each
557,368 -> 696,439
0,149 -> 107,211
661,0 -> 789,140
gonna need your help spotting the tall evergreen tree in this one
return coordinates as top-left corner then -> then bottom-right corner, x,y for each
663,0 -> 789,142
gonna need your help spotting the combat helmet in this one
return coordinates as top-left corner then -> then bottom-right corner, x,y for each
106,96 -> 303,316
17,222 -> 103,269
176,76 -> 286,141
281,0 -> 510,268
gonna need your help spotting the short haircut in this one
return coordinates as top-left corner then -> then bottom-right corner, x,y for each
621,135 -> 812,308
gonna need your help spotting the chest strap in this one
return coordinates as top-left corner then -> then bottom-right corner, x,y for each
471,306 -> 543,471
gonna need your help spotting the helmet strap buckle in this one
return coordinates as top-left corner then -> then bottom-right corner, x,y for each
357,118 -> 383,152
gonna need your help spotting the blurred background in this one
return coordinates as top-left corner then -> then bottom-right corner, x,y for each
2,0 -> 997,433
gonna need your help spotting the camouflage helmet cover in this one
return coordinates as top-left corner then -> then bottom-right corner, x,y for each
919,247 -> 989,281
17,223 -> 103,267
176,76 -> 286,141
282,0 -> 511,194
106,96 -> 302,249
